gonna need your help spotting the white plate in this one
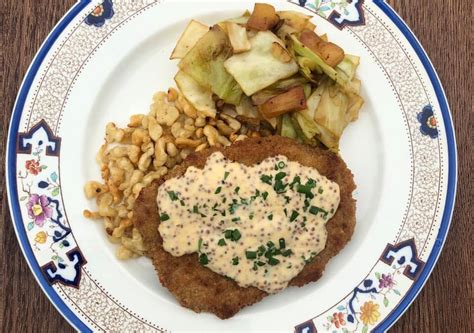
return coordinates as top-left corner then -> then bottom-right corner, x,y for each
6,0 -> 457,332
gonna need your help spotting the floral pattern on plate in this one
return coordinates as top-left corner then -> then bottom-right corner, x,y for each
85,0 -> 115,27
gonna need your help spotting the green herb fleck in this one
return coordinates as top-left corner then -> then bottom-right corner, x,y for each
215,187 -> 222,194
232,257 -> 239,265
297,184 -> 314,199
275,172 -> 286,180
160,213 -> 170,221
274,179 -> 288,193
199,253 -> 209,265
262,191 -> 269,200
268,257 -> 280,266
180,200 -> 185,207
318,187 -> 324,194
249,213 -> 255,220
224,229 -> 233,239
232,217 -> 241,222
246,251 -> 257,259
167,191 -> 178,201
282,249 -> 293,257
260,174 -> 273,185
290,210 -> 299,222
279,238 -> 286,249
218,239 -> 226,246
267,214 -> 273,221
309,206 -> 328,216
223,171 -> 230,181
278,161 -> 286,169
234,186 -> 240,194
289,176 -> 301,189
198,238 -> 203,251
231,229 -> 241,241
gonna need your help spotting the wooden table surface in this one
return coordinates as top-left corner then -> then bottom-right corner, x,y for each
0,0 -> 472,332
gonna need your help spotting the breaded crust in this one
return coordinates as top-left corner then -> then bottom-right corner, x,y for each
134,136 -> 356,319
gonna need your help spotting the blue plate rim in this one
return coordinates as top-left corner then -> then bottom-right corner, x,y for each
5,1 -> 457,332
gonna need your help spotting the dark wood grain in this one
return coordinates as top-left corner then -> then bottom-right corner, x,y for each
0,0 -> 471,332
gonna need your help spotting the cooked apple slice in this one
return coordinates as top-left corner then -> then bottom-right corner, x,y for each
300,29 -> 345,68
247,3 -> 280,31
258,86 -> 307,118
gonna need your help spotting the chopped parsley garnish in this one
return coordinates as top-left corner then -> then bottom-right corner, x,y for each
290,210 -> 299,222
160,213 -> 170,221
232,257 -> 239,265
318,187 -> 324,194
274,180 -> 288,193
167,191 -> 178,201
262,191 -> 269,200
234,186 -> 240,194
289,176 -> 301,189
228,202 -> 239,214
260,174 -> 273,185
198,238 -> 203,251
218,239 -> 226,246
179,200 -> 185,206
224,229 -> 233,239
267,214 -> 273,221
279,238 -> 286,249
284,208 -> 288,216
232,229 -> 241,241
275,172 -> 286,180
267,241 -> 275,248
215,186 -> 222,194
192,205 -> 199,214
199,253 -> 209,265
223,171 -> 230,181
232,217 -> 241,222
224,229 -> 241,241
282,249 -> 293,257
268,257 -> 280,266
303,199 -> 310,212
246,251 -> 257,259
278,161 -> 286,169
249,213 -> 255,220
309,206 -> 328,216
297,184 -> 314,199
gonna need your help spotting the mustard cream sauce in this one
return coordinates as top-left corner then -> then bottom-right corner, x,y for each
157,152 -> 340,293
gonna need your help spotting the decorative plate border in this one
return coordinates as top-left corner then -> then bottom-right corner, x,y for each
5,0 -> 457,332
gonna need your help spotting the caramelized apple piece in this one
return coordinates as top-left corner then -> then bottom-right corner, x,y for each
300,29 -> 345,67
258,86 -> 307,118
247,3 -> 280,31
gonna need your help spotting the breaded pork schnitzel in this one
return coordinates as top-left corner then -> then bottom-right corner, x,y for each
134,136 -> 356,319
